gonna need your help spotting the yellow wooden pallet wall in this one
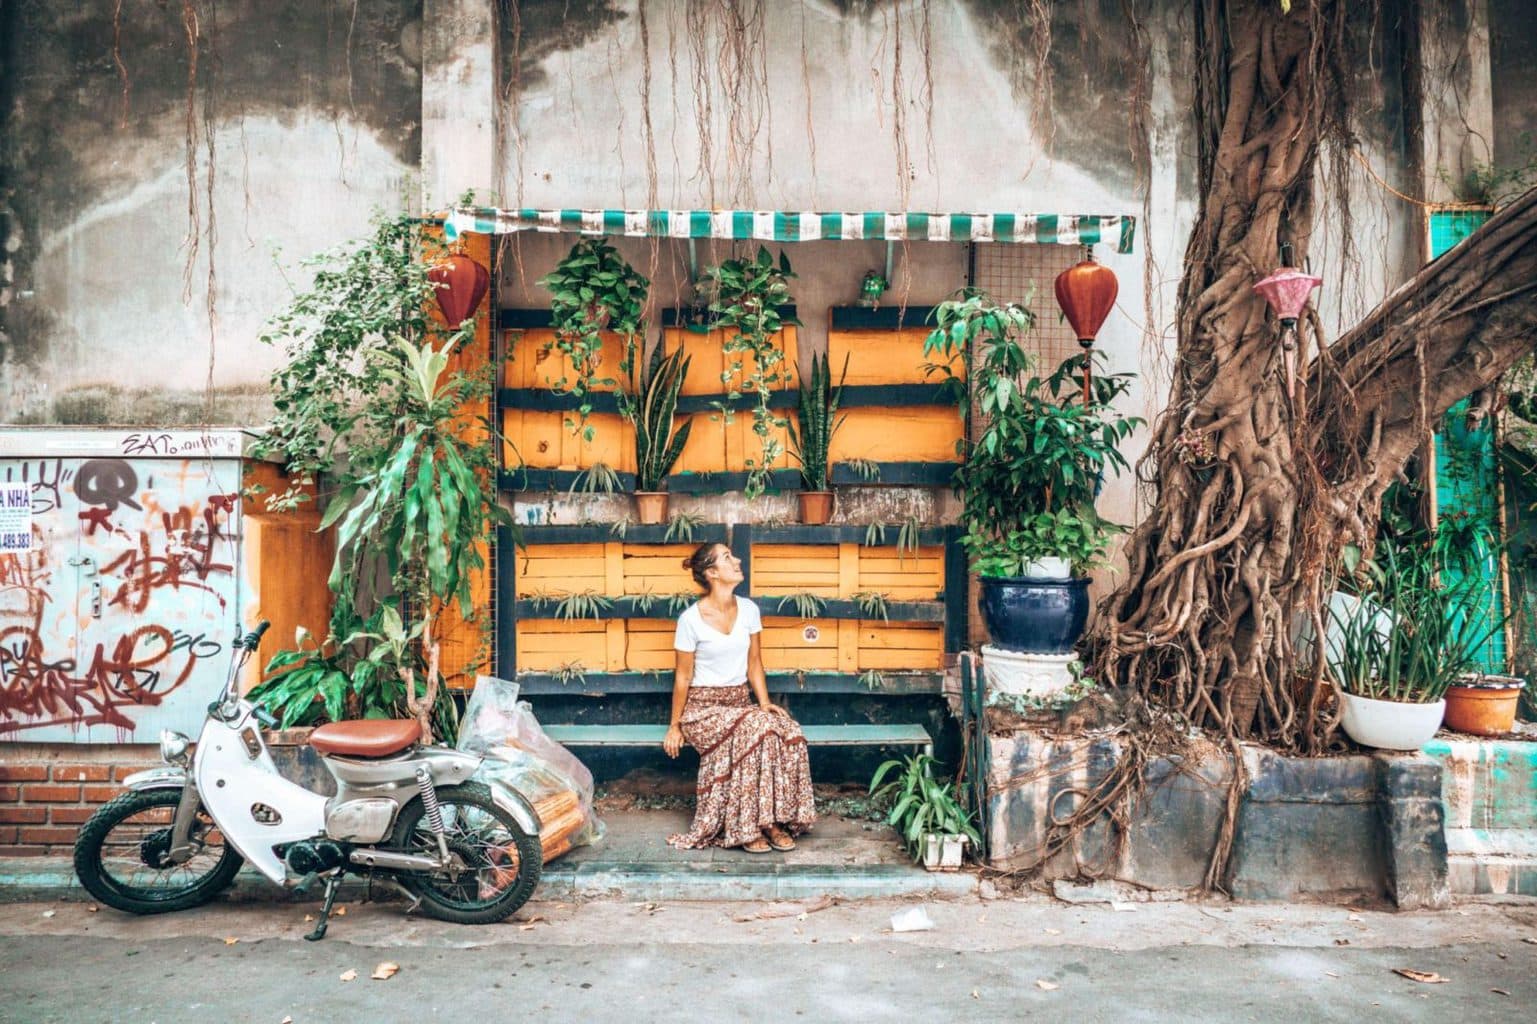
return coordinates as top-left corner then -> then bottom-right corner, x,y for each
827,324 -> 964,465
663,325 -> 799,475
501,327 -> 634,472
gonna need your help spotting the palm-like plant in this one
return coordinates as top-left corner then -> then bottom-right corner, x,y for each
787,352 -> 849,492
621,338 -> 694,492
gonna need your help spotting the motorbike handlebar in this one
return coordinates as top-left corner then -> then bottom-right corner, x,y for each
239,621 -> 271,652
252,706 -> 278,729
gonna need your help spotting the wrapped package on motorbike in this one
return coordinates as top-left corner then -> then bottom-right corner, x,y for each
458,675 -> 604,862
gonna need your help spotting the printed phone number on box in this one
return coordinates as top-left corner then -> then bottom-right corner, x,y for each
0,531 -> 33,551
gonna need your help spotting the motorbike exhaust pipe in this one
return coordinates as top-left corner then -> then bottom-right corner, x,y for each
349,849 -> 445,872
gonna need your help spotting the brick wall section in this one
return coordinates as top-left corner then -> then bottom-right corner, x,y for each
0,748 -> 160,858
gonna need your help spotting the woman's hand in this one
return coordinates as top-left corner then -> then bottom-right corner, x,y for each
663,724 -> 685,758
759,702 -> 789,717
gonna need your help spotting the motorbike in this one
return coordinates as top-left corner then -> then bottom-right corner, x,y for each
72,621 -> 543,940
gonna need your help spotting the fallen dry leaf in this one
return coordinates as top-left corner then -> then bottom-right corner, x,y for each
1393,969 -> 1448,984
86,905 -> 98,913
334,906 -> 347,916
1035,980 -> 1060,992
223,937 -> 239,946
339,969 -> 357,982
971,989 -> 980,1000
304,914 -> 315,923
371,962 -> 399,981
518,924 -> 538,932
1335,939 -> 1351,946
1492,988 -> 1510,997
732,895 -> 835,923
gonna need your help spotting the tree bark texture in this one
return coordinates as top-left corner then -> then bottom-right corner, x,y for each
1093,0 -> 1537,753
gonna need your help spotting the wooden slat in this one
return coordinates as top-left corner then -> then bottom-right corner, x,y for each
830,406 -> 964,464
828,326 -> 957,386
503,327 -> 628,392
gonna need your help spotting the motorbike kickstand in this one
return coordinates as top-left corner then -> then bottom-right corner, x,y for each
305,870 -> 344,942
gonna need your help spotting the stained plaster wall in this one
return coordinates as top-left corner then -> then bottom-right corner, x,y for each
0,1 -> 423,425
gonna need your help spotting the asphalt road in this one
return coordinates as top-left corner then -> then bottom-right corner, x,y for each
2,896 -> 1534,1023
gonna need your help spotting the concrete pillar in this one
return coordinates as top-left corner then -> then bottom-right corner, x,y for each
420,0 -> 499,211
1417,0 -> 1497,205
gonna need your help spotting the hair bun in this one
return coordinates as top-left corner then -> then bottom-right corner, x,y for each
681,557 -> 692,569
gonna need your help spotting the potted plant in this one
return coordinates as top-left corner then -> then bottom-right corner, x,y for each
703,246 -> 800,499
869,753 -> 981,871
1444,673 -> 1526,736
618,337 -> 693,524
787,352 -> 848,524
539,238 -> 648,441
1325,536 -> 1505,750
924,291 -> 1141,654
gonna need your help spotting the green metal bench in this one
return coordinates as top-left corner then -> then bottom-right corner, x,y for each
543,723 -> 933,759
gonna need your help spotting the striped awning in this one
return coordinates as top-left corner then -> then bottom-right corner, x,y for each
444,207 -> 1136,254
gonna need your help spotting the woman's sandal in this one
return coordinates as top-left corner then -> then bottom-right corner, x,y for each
766,825 -> 796,852
742,837 -> 773,854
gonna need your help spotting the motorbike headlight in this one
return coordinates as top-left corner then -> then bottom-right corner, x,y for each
159,730 -> 191,766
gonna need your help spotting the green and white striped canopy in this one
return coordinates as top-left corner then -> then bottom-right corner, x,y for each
444,207 -> 1136,254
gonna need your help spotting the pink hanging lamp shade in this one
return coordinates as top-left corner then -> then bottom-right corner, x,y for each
1252,267 -> 1322,327
429,253 -> 490,327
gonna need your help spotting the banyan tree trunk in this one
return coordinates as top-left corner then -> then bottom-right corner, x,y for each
1093,0 -> 1537,754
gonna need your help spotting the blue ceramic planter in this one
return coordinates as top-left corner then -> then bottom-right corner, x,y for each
978,575 -> 1091,654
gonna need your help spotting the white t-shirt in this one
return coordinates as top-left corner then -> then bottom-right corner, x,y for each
673,598 -> 763,687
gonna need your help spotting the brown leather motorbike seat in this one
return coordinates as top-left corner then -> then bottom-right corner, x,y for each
308,719 -> 422,758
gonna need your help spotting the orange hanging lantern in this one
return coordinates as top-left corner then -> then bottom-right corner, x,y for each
1053,252 -> 1119,403
429,253 -> 490,327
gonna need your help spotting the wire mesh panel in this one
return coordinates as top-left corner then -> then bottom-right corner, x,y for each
970,242 -> 1085,373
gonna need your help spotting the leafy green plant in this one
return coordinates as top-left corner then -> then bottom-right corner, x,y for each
621,338 -> 694,492
554,591 -> 614,621
667,591 -> 698,617
665,510 -> 704,543
844,458 -> 881,483
320,335 -> 513,741
863,521 -> 888,547
787,352 -> 849,491
852,591 -> 890,622
859,669 -> 886,691
925,290 -> 1142,578
609,517 -> 633,539
869,754 -> 981,859
775,592 -> 827,619
968,507 -> 1119,579
897,515 -> 922,563
629,590 -> 659,616
539,238 -> 649,440
572,461 -> 623,495
551,661 -> 588,687
704,246 -> 800,498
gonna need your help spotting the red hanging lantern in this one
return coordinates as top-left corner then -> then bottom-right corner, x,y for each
1053,253 -> 1119,403
429,253 -> 490,327
1253,266 -> 1322,403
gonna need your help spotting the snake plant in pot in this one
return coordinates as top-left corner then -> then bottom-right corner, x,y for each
925,291 -> 1140,654
787,352 -> 848,524
620,337 -> 693,524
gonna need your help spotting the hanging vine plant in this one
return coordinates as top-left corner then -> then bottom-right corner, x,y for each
539,237 -> 649,441
704,246 -> 800,498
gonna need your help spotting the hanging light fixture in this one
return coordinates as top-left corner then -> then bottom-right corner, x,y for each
1053,250 -> 1119,404
1252,265 -> 1322,403
429,252 -> 490,327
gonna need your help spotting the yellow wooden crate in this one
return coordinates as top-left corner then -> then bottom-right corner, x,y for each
514,543 -> 608,598
514,619 -> 623,673
663,325 -> 798,475
624,618 -> 678,671
750,543 -> 843,597
621,544 -> 698,596
503,327 -> 629,392
829,406 -> 963,464
855,546 -> 945,600
856,621 -> 945,670
828,326 -> 959,385
760,616 -> 840,670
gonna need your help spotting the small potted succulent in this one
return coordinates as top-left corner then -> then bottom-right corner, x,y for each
869,753 -> 981,871
787,352 -> 848,524
619,338 -> 692,524
924,292 -> 1140,654
1444,673 -> 1526,736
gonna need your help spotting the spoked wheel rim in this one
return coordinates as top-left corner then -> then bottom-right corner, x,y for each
91,795 -> 233,903
399,799 -> 529,910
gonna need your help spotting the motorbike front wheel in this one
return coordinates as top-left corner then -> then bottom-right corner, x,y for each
389,782 -> 542,925
73,788 -> 244,914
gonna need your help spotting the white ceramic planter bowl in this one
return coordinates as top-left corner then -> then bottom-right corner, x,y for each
1339,692 -> 1445,751
1023,557 -> 1072,580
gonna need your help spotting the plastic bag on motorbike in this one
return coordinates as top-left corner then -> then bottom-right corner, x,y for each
458,675 -> 603,861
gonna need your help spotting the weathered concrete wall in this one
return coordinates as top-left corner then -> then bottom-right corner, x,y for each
0,1 -> 423,425
1490,0 -> 1537,179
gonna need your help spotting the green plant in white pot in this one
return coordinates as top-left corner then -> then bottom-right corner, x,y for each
1324,535 -> 1504,750
869,753 -> 981,871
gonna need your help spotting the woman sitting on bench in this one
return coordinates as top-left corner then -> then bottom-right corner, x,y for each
664,542 -> 816,853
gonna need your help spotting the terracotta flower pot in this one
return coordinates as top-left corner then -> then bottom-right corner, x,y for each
634,491 -> 669,525
1444,676 -> 1525,736
798,490 -> 834,525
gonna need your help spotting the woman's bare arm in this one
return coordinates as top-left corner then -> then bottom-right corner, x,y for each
664,650 -> 694,757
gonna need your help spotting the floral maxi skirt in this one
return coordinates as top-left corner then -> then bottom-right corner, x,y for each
667,685 -> 816,849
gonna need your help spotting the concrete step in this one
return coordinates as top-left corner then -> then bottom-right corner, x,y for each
1446,828 -> 1537,898
1422,737 -> 1537,831
0,857 -> 974,905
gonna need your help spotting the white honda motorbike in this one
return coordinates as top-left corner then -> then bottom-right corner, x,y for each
73,621 -> 543,940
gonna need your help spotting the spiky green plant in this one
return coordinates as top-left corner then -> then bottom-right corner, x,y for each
864,521 -> 888,547
788,352 -> 849,491
620,338 -> 693,491
845,458 -> 881,483
665,511 -> 704,543
859,669 -> 886,692
776,592 -> 827,619
852,591 -> 891,622
552,661 -> 588,687
898,515 -> 922,564
667,591 -> 699,617
555,591 -> 614,621
629,590 -> 659,616
572,461 -> 622,494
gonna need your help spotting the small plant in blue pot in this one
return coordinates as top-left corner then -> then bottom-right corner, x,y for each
925,291 -> 1141,654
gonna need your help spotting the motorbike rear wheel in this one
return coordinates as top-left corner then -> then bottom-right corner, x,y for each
389,782 -> 542,925
73,788 -> 244,914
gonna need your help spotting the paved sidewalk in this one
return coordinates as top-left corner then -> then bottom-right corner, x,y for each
0,893 -> 1533,1022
